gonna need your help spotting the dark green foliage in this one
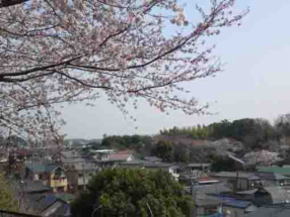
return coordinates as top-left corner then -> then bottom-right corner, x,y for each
151,140 -> 174,162
160,118 -> 278,150
100,135 -> 153,151
174,144 -> 190,163
208,120 -> 232,139
160,125 -> 210,139
275,114 -> 290,137
210,156 -> 238,172
151,141 -> 191,163
71,168 -> 193,217
97,116 -> 288,164
0,173 -> 18,211
229,118 -> 277,149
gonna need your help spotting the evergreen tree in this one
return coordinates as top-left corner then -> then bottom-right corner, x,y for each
71,168 -> 193,217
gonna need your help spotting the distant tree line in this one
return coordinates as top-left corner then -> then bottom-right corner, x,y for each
160,116 -> 290,149
97,135 -> 154,158
96,114 -> 290,164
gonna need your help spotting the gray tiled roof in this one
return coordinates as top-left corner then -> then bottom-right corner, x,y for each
193,183 -> 231,195
26,193 -> 70,216
212,171 -> 260,180
21,180 -> 52,193
120,160 -> 177,169
64,158 -> 98,171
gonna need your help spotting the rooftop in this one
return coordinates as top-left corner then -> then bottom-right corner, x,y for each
221,197 -> 253,209
256,172 -> 290,181
212,171 -> 260,180
120,160 -> 177,169
54,193 -> 76,203
258,167 -> 290,175
26,193 -> 70,216
263,186 -> 290,204
102,150 -> 133,162
187,163 -> 211,167
246,204 -> 290,217
26,162 -> 60,173
21,180 -> 52,193
197,177 -> 220,184
193,182 -> 231,195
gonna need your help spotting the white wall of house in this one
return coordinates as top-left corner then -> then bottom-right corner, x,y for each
168,167 -> 180,180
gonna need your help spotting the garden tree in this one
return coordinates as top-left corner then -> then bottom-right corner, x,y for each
71,168 -> 193,217
151,140 -> 174,162
0,0 -> 246,141
174,143 -> 190,163
210,156 -> 237,172
0,173 -> 18,211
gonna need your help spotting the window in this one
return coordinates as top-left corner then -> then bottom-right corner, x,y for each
53,168 -> 63,180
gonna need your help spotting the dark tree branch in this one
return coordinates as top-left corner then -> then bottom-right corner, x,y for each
0,0 -> 28,8
54,70 -> 111,90
0,56 -> 81,80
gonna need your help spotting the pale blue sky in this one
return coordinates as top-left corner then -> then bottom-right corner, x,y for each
62,1 -> 290,139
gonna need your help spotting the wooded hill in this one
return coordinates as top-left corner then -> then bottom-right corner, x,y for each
96,115 -> 290,167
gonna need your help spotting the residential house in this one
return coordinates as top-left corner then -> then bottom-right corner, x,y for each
60,150 -> 82,161
255,172 -> 290,187
20,180 -> 53,194
25,161 -> 68,192
255,186 -> 290,205
120,160 -> 180,180
246,204 -> 290,217
186,163 -> 211,174
258,166 -> 290,180
221,198 -> 256,217
190,177 -> 257,217
66,160 -> 99,192
179,163 -> 211,185
144,162 -> 180,180
24,194 -> 71,217
212,172 -> 261,191
91,149 -> 115,161
99,150 -> 134,167
232,186 -> 290,206
59,149 -> 99,191
191,179 -> 231,217
14,179 -> 53,212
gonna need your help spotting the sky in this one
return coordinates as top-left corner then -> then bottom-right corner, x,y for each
61,1 -> 290,139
